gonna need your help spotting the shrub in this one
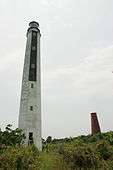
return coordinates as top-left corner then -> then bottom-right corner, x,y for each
0,124 -> 25,147
59,144 -> 100,169
96,141 -> 113,160
0,145 -> 40,170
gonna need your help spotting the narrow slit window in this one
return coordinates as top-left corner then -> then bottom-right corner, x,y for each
28,132 -> 33,145
31,83 -> 34,88
30,106 -> 33,111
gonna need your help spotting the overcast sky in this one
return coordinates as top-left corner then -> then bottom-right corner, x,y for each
0,0 -> 113,139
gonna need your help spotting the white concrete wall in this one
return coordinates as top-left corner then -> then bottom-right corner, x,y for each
19,27 -> 42,151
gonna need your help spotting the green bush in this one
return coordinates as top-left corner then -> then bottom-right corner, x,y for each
58,144 -> 100,169
0,124 -> 25,147
96,141 -> 113,160
0,145 -> 40,170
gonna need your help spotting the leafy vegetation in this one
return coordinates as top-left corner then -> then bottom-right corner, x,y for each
0,124 -> 25,147
1,125 -> 113,169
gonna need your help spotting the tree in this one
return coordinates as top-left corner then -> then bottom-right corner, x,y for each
46,136 -> 52,144
0,124 -> 25,147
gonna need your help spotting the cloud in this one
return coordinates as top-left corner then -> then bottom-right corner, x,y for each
43,46 -> 113,97
42,45 -> 113,137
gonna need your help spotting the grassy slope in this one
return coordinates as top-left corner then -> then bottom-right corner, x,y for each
39,152 -> 69,170
1,132 -> 113,169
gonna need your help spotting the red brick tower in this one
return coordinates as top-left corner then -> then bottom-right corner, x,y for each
91,112 -> 101,135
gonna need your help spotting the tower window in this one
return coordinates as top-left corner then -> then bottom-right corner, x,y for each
31,83 -> 34,88
28,132 -> 34,145
29,31 -> 37,81
30,106 -> 33,111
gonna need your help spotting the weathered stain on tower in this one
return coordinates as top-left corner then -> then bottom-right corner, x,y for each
18,21 -> 42,151
91,112 -> 101,135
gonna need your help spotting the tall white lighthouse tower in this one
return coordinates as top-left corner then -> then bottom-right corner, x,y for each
19,21 -> 42,151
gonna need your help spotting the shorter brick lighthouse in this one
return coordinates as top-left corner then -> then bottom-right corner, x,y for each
91,112 -> 101,135
18,21 -> 42,151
